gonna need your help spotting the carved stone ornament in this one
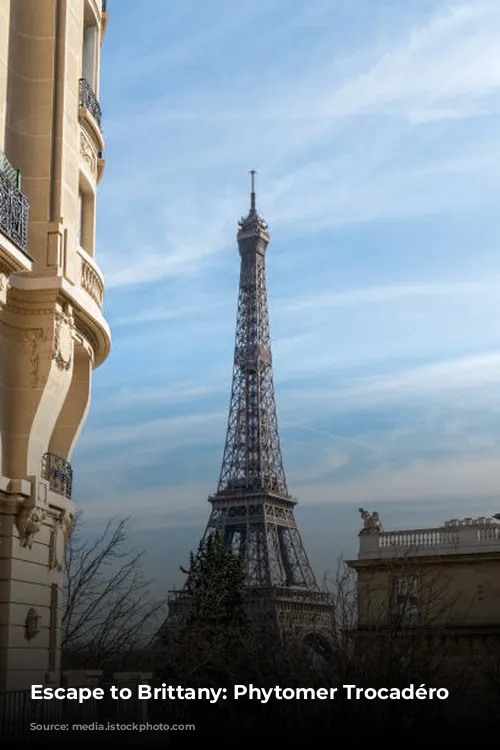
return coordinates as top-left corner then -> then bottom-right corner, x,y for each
80,129 -> 97,179
50,512 -> 73,571
0,264 -> 8,304
358,508 -> 382,534
25,608 -> 41,641
17,506 -> 46,549
23,329 -> 43,387
53,310 -> 73,371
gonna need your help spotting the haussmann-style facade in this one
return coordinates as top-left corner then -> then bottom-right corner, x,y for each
0,0 -> 110,692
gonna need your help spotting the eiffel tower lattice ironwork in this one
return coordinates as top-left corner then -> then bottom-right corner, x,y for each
162,173 -> 332,640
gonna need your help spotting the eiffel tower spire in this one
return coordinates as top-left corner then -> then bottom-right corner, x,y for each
161,176 -> 332,640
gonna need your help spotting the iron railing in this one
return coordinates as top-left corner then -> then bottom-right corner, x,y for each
102,0 -> 107,11
0,678 -> 171,747
42,452 -> 73,499
79,78 -> 102,128
0,147 -> 21,189
0,169 -> 29,254
0,687 -> 98,740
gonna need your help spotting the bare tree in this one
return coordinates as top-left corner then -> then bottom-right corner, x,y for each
62,512 -> 167,670
319,552 -> 491,731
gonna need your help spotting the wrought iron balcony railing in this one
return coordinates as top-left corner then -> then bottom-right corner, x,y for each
0,147 -> 21,189
0,166 -> 29,255
79,78 -> 102,128
42,452 -> 73,500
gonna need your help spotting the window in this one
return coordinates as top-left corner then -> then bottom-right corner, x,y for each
77,190 -> 83,245
82,24 -> 97,89
392,576 -> 419,626
78,177 -> 95,257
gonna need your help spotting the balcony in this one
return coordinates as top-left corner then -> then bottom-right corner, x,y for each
79,78 -> 102,129
80,251 -> 104,308
0,150 -> 30,257
42,452 -> 73,500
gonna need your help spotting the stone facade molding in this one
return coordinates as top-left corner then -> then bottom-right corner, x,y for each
53,308 -> 74,371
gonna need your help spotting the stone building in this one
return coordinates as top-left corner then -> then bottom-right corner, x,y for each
347,509 -> 500,686
0,0 -> 110,691
350,510 -> 500,628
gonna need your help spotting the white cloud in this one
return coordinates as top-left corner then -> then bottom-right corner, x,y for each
112,300 -> 227,327
280,352 -> 500,419
276,281 -> 499,314
79,411 -> 226,450
282,423 -> 382,455
309,1 -> 500,122
75,451 -> 500,533
109,278 -> 500,354
100,194 -> 239,289
102,382 -> 224,409
77,484 -> 212,528
297,453 -> 500,509
266,150 -> 500,230
97,1 -> 500,289
75,352 -> 500,505
287,447 -> 351,484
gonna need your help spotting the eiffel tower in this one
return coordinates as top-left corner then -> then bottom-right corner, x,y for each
162,174 -> 332,642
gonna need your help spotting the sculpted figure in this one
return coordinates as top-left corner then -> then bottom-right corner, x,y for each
18,506 -> 45,549
358,508 -> 381,533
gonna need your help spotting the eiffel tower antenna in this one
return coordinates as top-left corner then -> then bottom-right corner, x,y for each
250,169 -> 256,211
160,175 -> 332,641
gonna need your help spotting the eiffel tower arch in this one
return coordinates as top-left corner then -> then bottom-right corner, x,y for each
161,174 -> 333,646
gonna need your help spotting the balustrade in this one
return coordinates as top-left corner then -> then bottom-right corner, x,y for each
81,256 -> 104,307
360,518 -> 500,558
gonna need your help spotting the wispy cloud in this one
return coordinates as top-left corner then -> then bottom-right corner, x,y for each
300,453 -> 500,508
276,280 -> 500,314
100,194 -> 239,289
76,484 -> 212,526
309,1 -> 500,123
76,451 -> 500,527
102,382 -> 224,409
282,423 -> 382,455
79,411 -> 226,450
280,352 -> 500,420
112,300 -> 227,327
98,1 -> 500,290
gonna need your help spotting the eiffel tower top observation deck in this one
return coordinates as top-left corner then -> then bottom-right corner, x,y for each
216,171 -> 290,501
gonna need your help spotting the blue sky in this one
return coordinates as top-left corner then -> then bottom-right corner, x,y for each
73,0 -> 500,591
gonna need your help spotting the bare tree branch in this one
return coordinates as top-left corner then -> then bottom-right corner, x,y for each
62,512 -> 167,669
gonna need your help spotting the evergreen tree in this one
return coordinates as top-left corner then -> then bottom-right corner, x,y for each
182,530 -> 246,631
167,531 -> 250,687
